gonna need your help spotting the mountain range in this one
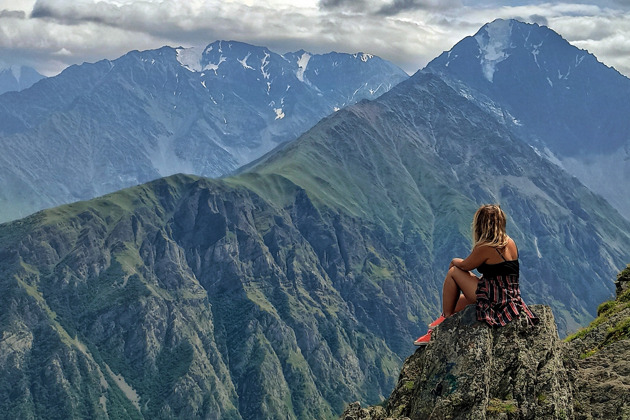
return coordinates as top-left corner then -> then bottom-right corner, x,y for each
424,18 -> 630,220
2,60 -> 630,420
0,41 -> 408,223
2,18 -> 630,420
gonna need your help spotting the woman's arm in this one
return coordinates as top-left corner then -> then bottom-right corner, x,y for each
450,245 -> 489,272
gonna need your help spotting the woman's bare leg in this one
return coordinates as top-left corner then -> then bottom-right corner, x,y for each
442,266 -> 479,317
454,293 -> 470,313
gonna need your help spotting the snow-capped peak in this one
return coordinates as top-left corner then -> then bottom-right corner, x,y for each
475,19 -> 513,82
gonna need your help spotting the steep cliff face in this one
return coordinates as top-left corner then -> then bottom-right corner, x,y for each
340,268 -> 630,420
0,175 -> 402,419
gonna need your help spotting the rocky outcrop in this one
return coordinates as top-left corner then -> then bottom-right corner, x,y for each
565,265 -> 630,420
341,305 -> 573,420
341,268 -> 630,420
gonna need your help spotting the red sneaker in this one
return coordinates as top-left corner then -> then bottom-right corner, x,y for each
413,329 -> 433,346
428,314 -> 446,330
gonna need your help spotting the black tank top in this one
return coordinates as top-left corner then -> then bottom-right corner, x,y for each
477,247 -> 519,278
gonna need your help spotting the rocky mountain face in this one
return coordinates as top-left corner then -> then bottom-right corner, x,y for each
564,265 -> 630,419
340,267 -> 630,419
0,41 -> 408,223
0,65 -> 44,94
0,175 -> 402,420
423,19 -> 630,220
1,69 -> 629,419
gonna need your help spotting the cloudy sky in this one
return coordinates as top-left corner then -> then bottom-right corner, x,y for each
1,0 -> 629,77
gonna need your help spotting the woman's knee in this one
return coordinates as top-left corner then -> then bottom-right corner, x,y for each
448,265 -> 467,277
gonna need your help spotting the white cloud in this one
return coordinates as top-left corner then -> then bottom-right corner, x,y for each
0,0 -> 628,78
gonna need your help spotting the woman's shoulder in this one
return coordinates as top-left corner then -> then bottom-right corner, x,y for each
473,243 -> 501,259
502,237 -> 519,260
474,237 -> 518,261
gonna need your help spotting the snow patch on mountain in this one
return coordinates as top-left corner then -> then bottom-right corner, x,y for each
296,52 -> 311,82
176,47 -> 203,72
238,53 -> 255,70
531,42 -> 542,68
475,19 -> 512,82
575,54 -> 585,67
533,237 -> 543,258
274,108 -> 285,119
205,56 -> 227,74
354,53 -> 374,62
261,52 -> 271,79
530,145 -> 564,169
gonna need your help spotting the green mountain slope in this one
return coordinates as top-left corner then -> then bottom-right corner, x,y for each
1,72 -> 629,419
0,175 -> 400,419
243,72 -> 630,335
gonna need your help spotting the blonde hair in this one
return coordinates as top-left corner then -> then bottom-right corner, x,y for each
472,204 -> 509,249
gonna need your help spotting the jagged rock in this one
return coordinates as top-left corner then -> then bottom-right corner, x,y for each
564,265 -> 630,420
342,271 -> 630,420
568,340 -> 630,420
340,402 -> 393,420
614,265 -> 630,296
341,305 -> 574,419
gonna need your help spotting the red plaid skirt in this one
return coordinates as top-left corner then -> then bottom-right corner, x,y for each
476,274 -> 538,327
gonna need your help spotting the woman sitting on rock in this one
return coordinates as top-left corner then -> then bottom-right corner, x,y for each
414,204 -> 538,346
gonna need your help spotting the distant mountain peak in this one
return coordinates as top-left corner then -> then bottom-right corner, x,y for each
175,41 -> 275,74
0,64 -> 45,94
427,18 -> 599,90
424,18 -> 630,220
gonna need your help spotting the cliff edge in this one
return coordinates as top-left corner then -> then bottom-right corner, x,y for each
341,267 -> 630,420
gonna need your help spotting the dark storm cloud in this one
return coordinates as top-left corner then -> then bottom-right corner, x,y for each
0,9 -> 26,19
319,0 -> 368,11
376,0 -> 462,16
29,3 -> 53,18
31,1 -> 118,25
318,0 -> 463,15
527,14 -> 548,26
